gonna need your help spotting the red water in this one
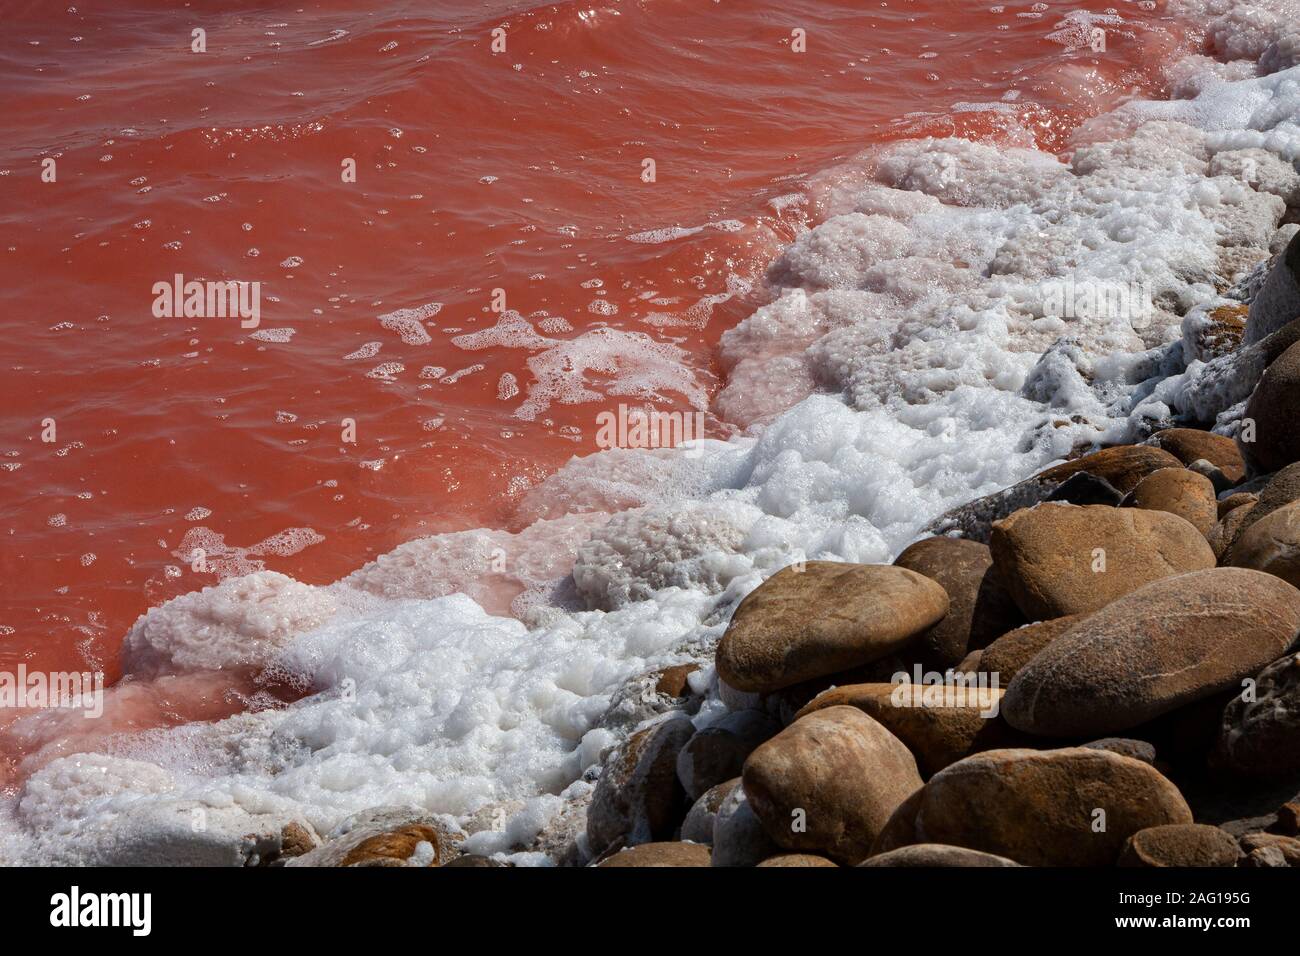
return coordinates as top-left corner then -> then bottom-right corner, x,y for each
0,1 -> 1195,769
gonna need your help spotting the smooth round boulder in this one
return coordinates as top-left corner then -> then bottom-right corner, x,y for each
1229,498 -> 1300,589
794,681 -> 1013,777
586,715 -> 694,855
1225,462 -> 1300,556
977,615 -> 1082,683
860,844 -> 1021,867
1216,651 -> 1300,779
710,780 -> 779,867
716,562 -> 949,693
756,853 -> 838,867
1209,501 -> 1257,560
1128,468 -> 1218,536
1035,445 -> 1183,494
596,842 -> 711,867
1146,428 -> 1246,484
1003,569 -> 1300,737
990,503 -> 1215,619
1241,338 -> 1300,473
679,778 -> 739,845
1082,738 -> 1157,766
1117,824 -> 1241,867
676,709 -> 779,800
892,537 -> 1024,668
914,747 -> 1193,867
742,706 -> 923,865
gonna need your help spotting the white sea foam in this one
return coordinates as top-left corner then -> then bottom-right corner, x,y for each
5,0 -> 1300,865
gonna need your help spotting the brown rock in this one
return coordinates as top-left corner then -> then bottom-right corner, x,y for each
1035,445 -> 1183,494
914,747 -> 1193,866
954,650 -> 982,674
990,503 -> 1215,619
1146,428 -> 1246,483
710,781 -> 779,867
716,562 -> 949,693
596,842 -> 711,867
1278,801 -> 1300,836
742,706 -> 923,865
1003,569 -> 1300,737
893,537 -> 1024,668
756,853 -> 838,867
587,714 -> 694,855
1240,832 -> 1300,866
1225,462 -> 1300,554
1209,501 -> 1257,560
870,788 -> 924,857
1229,498 -> 1300,588
860,844 -> 1021,867
1128,468 -> 1218,536
1241,339 -> 1300,473
1216,651 -> 1300,779
289,808 -> 462,868
977,615 -> 1082,683
676,709 -> 779,800
1118,824 -> 1241,867
654,663 -> 699,698
1217,492 -> 1257,519
680,778 -> 739,845
794,681 -> 1013,777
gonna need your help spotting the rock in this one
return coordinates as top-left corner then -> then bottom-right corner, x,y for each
870,789 -> 924,857
1244,230 -> 1300,345
1118,824 -> 1241,867
1127,468 -> 1218,536
1216,651 -> 1300,779
259,820 -> 320,865
914,747 -> 1193,866
676,710 -> 780,800
288,807 -> 462,868
742,706 -> 923,865
1244,845 -> 1289,867
1241,339 -> 1300,473
923,475 -> 1069,544
1223,462 -> 1300,558
1003,569 -> 1300,737
893,537 -> 1024,669
1043,471 -> 1125,506
1278,801 -> 1300,836
654,663 -> 699,699
711,781 -> 779,867
955,650 -> 982,674
1218,492 -> 1257,519
716,562 -> 949,693
1186,302 -> 1246,361
596,842 -> 712,867
587,714 -> 694,855
794,681 -> 1013,777
1240,832 -> 1300,866
1035,445 -> 1183,495
1229,499 -> 1300,588
680,779 -> 739,845
977,615 -> 1083,683
1186,459 -> 1234,494
1082,738 -> 1157,766
756,853 -> 838,867
860,844 -> 1022,867
1209,501 -> 1257,560
1146,428 -> 1246,484
990,503 -> 1215,619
